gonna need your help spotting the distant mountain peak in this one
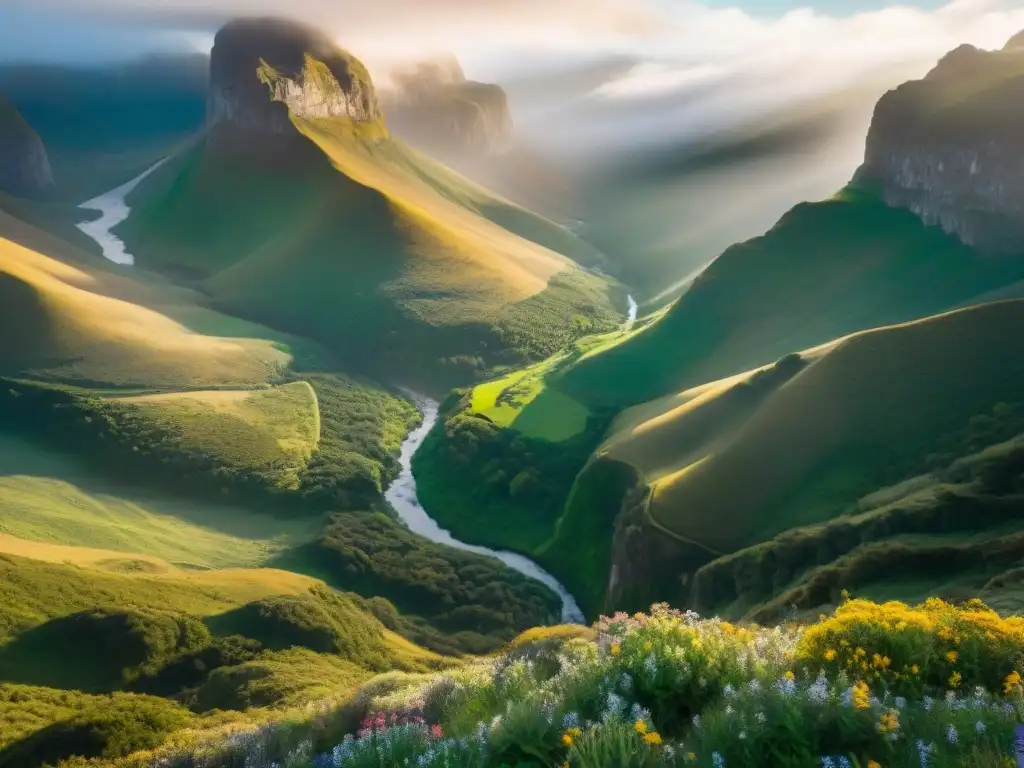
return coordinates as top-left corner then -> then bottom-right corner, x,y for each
0,97 -> 54,197
857,37 -> 1024,254
1005,29 -> 1024,51
381,55 -> 513,156
207,17 -> 381,146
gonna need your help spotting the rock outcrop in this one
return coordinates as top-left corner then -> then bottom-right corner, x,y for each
0,98 -> 54,197
381,57 -> 513,155
856,36 -> 1024,254
207,17 -> 381,143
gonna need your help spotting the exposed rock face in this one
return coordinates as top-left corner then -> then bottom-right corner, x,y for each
207,17 -> 381,141
857,38 -> 1024,254
382,57 -> 513,155
0,98 -> 54,196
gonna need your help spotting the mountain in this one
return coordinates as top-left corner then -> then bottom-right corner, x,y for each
119,18 -> 620,388
0,98 -> 53,197
413,33 -> 1024,619
602,300 -> 1024,615
856,37 -> 1024,253
555,34 -> 1024,410
381,56 -> 514,156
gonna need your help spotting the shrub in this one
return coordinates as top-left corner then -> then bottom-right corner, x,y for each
796,597 -> 1024,697
0,695 -> 190,767
210,588 -> 392,671
0,609 -> 210,692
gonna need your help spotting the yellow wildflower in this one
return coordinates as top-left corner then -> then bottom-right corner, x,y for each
949,671 -> 962,688
784,671 -> 795,681
867,761 -> 881,768
562,733 -> 574,746
687,753 -> 697,762
946,650 -> 958,663
610,643 -> 621,656
851,680 -> 871,709
644,732 -> 663,745
1004,671 -> 1022,695
634,720 -> 647,734
911,664 -> 920,675
877,709 -> 900,734
824,648 -> 837,662
855,647 -> 866,658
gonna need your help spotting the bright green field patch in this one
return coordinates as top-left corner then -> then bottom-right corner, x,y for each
509,388 -> 590,442
0,434 -> 322,570
109,382 -> 321,490
467,351 -> 591,441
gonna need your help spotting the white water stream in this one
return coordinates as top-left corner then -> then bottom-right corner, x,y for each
76,159 -> 168,265
386,392 -> 586,624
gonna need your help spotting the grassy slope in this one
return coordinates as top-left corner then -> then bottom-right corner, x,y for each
109,382 -> 320,490
689,433 -> 1024,622
596,300 -> 1024,561
119,113 -> 620,384
556,185 -> 1024,409
0,434 -> 322,570
0,225 -> 286,389
0,547 -> 443,761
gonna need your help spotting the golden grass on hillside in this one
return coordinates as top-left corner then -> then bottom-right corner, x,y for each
612,300 -> 1024,554
295,118 -> 574,298
0,533 -> 175,573
0,232 -> 287,388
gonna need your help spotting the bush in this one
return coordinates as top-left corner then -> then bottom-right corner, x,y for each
209,587 -> 392,671
797,597 -> 1024,698
131,636 -> 263,698
0,609 -> 210,692
0,695 -> 190,767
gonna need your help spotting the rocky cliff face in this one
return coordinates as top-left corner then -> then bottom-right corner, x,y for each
382,57 -> 513,155
857,36 -> 1024,254
0,98 -> 54,197
207,17 -> 381,142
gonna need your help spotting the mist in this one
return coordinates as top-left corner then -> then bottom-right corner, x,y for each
5,0 -> 1024,298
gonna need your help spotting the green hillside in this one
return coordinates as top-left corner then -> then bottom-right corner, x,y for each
592,300 -> 1024,616
119,114 -> 621,387
557,185 -> 1024,409
642,300 -> 1024,551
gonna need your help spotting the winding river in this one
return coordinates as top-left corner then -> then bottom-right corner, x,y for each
386,392 -> 586,624
74,166 -> 589,625
77,159 -> 168,265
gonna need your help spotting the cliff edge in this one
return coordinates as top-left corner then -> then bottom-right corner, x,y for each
0,98 -> 54,197
856,35 -> 1024,253
207,17 -> 381,146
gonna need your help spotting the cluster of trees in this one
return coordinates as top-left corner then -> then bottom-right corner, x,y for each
304,512 -> 560,654
414,405 -> 617,556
